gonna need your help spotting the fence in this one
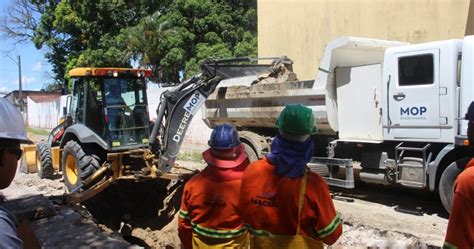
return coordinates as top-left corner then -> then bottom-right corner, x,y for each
26,96 -> 60,129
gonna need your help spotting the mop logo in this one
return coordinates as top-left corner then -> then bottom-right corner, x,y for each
184,91 -> 206,115
400,106 -> 427,120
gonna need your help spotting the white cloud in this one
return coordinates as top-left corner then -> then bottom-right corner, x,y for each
0,86 -> 10,93
0,76 -> 39,92
32,61 -> 43,72
6,76 -> 37,87
22,76 -> 36,84
1,80 -> 20,93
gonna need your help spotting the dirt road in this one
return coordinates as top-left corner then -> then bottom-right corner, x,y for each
333,185 -> 447,247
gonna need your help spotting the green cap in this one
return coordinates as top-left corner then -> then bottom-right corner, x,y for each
275,104 -> 317,135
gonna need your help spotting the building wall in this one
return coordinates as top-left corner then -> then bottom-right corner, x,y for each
258,0 -> 474,80
147,87 -> 212,146
27,97 -> 60,129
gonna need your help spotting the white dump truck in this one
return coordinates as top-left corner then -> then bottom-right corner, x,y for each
202,36 -> 474,213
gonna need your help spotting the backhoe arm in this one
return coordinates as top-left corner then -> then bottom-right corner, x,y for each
149,57 -> 286,172
149,75 -> 221,172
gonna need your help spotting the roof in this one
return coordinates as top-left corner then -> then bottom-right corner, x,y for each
4,90 -> 61,100
29,94 -> 61,103
69,67 -> 153,77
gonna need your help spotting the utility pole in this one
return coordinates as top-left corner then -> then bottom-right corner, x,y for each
18,55 -> 23,112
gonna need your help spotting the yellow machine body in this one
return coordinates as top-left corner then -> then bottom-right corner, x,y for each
22,145 -> 37,173
51,147 -> 61,170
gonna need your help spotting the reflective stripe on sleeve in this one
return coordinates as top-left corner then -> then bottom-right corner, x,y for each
443,241 -> 458,249
179,209 -> 189,219
191,222 -> 247,239
316,213 -> 342,239
247,227 -> 274,237
245,224 -> 288,238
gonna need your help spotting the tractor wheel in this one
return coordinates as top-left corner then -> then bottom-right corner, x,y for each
35,141 -> 54,179
439,162 -> 462,213
61,141 -> 100,192
243,143 -> 258,163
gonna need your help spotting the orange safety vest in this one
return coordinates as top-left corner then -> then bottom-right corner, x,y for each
238,157 -> 342,248
444,158 -> 474,249
178,167 -> 248,249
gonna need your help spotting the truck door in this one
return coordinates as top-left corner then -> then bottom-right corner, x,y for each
387,49 -> 441,139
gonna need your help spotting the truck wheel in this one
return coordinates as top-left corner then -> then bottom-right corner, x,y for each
243,143 -> 258,162
61,141 -> 100,192
35,141 -> 54,179
439,162 -> 462,213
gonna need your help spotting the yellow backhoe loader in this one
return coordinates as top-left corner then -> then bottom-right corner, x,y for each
25,58 -> 275,204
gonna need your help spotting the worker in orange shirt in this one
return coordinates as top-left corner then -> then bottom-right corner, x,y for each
178,124 -> 250,249
444,101 -> 474,249
238,104 -> 342,249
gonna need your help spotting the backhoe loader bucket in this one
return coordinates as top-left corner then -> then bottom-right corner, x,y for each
201,57 -> 286,79
21,145 -> 37,173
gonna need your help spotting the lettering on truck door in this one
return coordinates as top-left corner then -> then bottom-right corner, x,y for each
387,49 -> 441,139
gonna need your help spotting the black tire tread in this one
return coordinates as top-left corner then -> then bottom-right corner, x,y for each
62,140 -> 100,191
36,141 -> 54,179
439,162 -> 462,214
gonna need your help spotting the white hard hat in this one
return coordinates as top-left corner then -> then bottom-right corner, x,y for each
0,98 -> 32,144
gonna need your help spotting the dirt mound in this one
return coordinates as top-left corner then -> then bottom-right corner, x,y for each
335,224 -> 423,248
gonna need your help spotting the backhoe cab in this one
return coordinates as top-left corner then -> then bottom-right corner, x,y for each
68,67 -> 151,150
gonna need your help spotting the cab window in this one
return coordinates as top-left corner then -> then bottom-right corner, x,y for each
398,54 -> 434,86
71,79 -> 85,123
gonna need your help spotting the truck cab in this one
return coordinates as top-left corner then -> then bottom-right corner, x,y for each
382,39 -> 463,142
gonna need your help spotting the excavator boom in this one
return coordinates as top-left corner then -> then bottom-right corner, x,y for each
150,57 -> 285,172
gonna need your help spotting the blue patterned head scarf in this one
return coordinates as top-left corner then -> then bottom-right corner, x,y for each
266,132 -> 314,178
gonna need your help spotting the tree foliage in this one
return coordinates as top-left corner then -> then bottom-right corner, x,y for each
127,0 -> 257,82
2,0 -> 257,86
31,0 -> 165,86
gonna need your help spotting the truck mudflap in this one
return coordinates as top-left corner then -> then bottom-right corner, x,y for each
308,157 -> 355,189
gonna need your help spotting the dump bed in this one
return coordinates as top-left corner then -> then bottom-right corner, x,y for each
202,60 -> 334,135
203,37 -> 407,141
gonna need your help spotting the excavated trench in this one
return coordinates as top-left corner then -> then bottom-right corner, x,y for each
82,179 -> 186,248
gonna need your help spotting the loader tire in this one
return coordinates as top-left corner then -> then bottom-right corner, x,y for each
61,141 -> 100,192
36,141 -> 54,179
439,162 -> 462,214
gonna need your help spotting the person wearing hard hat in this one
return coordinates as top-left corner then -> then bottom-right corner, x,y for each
444,101 -> 474,249
238,104 -> 342,249
178,124 -> 250,249
0,98 -> 33,248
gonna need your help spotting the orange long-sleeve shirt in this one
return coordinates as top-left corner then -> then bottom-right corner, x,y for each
444,158 -> 474,249
238,157 -> 342,245
178,167 -> 247,249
